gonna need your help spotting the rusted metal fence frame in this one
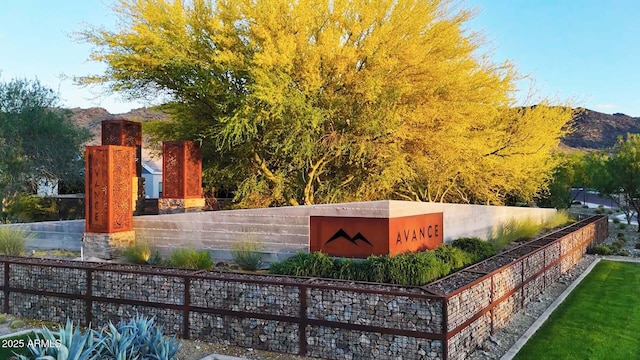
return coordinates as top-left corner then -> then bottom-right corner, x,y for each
434,215 -> 608,358
0,215 -> 607,358
0,259 -> 445,356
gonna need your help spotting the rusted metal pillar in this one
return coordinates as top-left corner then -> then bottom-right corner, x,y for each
101,119 -> 145,214
83,145 -> 136,259
159,141 -> 204,214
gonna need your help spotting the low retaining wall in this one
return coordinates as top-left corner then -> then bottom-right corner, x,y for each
133,201 -> 556,259
0,220 -> 83,251
0,201 -> 556,262
0,215 -> 606,359
423,215 -> 608,359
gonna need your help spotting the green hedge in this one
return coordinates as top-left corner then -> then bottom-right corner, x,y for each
269,239 -> 495,286
450,237 -> 496,262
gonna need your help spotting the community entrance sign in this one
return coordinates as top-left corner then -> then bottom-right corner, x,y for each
310,213 -> 443,258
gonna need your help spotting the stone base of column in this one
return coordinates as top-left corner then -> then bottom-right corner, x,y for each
132,177 -> 146,216
83,230 -> 136,260
158,198 -> 206,215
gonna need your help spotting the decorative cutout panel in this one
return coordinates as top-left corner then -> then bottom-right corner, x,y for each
162,141 -> 202,199
101,119 -> 142,177
85,146 -> 134,233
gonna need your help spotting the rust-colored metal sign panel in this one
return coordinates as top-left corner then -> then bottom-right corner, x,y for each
310,213 -> 443,258
388,213 -> 443,255
310,217 -> 390,258
101,119 -> 142,177
85,145 -> 134,233
162,141 -> 203,199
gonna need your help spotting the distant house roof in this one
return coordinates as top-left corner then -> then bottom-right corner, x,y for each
141,148 -> 162,175
142,161 -> 162,175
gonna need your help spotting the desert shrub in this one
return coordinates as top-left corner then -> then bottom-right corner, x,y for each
269,247 -> 477,286
433,245 -> 472,274
451,237 -> 496,261
330,258 -> 372,281
619,223 -> 628,230
386,251 -> 444,285
543,210 -> 575,229
0,227 -> 32,256
611,239 -> 626,251
635,241 -> 640,250
617,232 -> 626,238
1,194 -> 58,223
168,248 -> 212,269
269,245 -> 473,285
232,242 -> 265,271
269,252 -> 333,277
123,242 -> 162,265
616,249 -> 631,256
490,217 -> 542,250
613,217 -> 620,224
367,255 -> 394,283
588,245 -> 613,255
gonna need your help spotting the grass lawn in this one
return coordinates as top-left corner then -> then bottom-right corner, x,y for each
0,332 -> 36,359
515,260 -> 640,360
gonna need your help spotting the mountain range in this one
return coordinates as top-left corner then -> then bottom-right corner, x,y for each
562,108 -> 640,150
69,107 -> 640,151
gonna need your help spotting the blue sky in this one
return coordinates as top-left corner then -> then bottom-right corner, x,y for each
1,0 -> 639,115
466,0 -> 640,115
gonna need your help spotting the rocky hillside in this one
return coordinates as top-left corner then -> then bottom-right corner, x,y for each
70,106 -> 640,151
70,107 -> 169,145
563,109 -> 640,150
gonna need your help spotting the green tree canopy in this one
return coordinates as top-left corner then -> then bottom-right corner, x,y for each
0,78 -> 92,202
588,133 -> 640,226
537,151 -> 589,210
78,0 -> 573,207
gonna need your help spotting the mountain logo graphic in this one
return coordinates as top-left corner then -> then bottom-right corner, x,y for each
325,229 -> 373,246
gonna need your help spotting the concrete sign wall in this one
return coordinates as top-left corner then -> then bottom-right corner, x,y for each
3,200 -> 556,261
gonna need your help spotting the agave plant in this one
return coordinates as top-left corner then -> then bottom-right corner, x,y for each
146,324 -> 180,360
100,321 -> 139,360
15,319 -> 102,360
15,315 -> 180,360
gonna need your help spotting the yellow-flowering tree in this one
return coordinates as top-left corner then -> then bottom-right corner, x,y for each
78,0 -> 572,207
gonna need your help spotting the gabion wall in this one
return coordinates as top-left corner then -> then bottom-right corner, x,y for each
0,215 -> 607,360
423,216 -> 607,359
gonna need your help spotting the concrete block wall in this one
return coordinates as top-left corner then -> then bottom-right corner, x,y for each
133,200 -> 557,261
132,209 -> 310,262
0,220 -> 84,251
387,201 -> 557,241
1,201 -> 556,262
